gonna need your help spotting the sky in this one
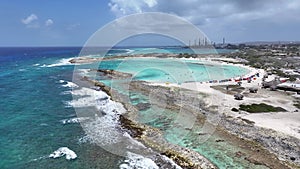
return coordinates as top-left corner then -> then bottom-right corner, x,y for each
1,0 -> 300,46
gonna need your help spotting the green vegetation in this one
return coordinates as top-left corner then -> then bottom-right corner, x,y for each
273,70 -> 298,82
239,103 -> 286,113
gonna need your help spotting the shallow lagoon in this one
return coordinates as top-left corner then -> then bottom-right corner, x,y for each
98,58 -> 249,84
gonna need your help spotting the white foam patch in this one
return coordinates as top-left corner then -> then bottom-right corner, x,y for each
123,132 -> 146,149
60,91 -> 71,95
49,147 -> 77,160
59,80 -> 78,88
82,115 -> 123,145
33,63 -> 40,66
77,69 -> 90,76
78,135 -> 91,144
160,155 -> 183,169
119,152 -> 159,169
67,86 -> 126,146
69,85 -> 150,151
67,87 -> 126,114
70,87 -> 107,97
125,49 -> 134,54
40,58 -> 74,67
60,117 -> 89,125
62,81 -> 79,88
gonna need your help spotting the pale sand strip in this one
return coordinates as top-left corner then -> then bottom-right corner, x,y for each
150,58 -> 300,140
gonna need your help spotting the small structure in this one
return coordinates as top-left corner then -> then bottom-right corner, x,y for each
249,87 -> 258,93
234,93 -> 244,100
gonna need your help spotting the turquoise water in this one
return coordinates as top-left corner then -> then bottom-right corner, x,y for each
127,94 -> 268,169
98,58 -> 249,83
92,57 -> 267,168
0,47 -> 123,169
1,46 -> 253,169
123,47 -> 236,55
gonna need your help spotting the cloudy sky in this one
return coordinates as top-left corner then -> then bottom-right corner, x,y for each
1,0 -> 300,46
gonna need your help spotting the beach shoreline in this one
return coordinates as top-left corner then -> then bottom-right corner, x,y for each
71,54 -> 300,168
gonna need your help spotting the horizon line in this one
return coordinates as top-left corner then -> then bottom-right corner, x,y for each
1,40 -> 300,48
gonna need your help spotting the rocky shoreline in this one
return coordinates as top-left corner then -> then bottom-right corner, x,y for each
221,115 -> 300,168
74,55 -> 300,168
128,81 -> 299,169
80,75 -> 217,169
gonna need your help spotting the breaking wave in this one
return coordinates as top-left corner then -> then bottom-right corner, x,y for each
49,147 -> 77,160
119,152 -> 159,169
40,58 -> 74,67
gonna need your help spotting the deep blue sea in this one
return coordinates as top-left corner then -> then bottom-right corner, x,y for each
1,47 -> 262,169
0,47 -> 126,169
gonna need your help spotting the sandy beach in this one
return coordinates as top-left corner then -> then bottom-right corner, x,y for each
151,57 -> 300,140
71,55 -> 300,167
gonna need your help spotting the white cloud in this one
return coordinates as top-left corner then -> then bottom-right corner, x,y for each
21,14 -> 38,25
108,0 -> 158,17
107,0 -> 300,42
144,0 -> 157,8
108,0 -> 300,24
45,19 -> 54,26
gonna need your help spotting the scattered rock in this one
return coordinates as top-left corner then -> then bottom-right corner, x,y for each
235,151 -> 246,158
135,102 -> 151,111
215,139 -> 225,143
244,156 -> 264,166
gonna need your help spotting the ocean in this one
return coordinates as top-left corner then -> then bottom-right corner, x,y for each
0,47 -> 265,169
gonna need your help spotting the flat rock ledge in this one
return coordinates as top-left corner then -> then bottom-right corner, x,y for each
119,114 -> 217,169
81,76 -> 217,169
80,69 -> 300,169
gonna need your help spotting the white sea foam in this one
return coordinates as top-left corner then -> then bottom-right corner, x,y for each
125,49 -> 134,54
63,82 -> 79,88
69,87 -> 106,97
40,123 -> 48,126
49,147 -> 77,160
60,117 -> 89,125
60,91 -> 71,95
60,80 -> 79,88
33,63 -> 40,66
77,69 -> 90,75
67,86 -> 126,146
68,84 -> 150,153
123,132 -> 146,149
82,115 -> 123,145
119,152 -> 159,169
40,58 -> 74,67
160,155 -> 183,169
67,87 -> 126,113
78,135 -> 91,144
